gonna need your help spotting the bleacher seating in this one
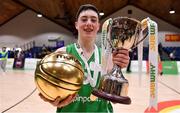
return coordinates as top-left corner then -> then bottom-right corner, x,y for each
7,46 -> 180,61
130,47 -> 180,61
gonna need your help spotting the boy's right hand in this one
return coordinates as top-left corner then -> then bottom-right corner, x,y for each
39,93 -> 77,108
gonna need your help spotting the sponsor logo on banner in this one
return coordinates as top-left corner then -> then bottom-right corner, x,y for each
165,34 -> 180,42
148,19 -> 158,111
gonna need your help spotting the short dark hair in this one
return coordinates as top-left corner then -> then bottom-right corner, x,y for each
76,4 -> 100,20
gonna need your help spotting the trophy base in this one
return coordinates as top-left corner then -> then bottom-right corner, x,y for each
92,89 -> 131,104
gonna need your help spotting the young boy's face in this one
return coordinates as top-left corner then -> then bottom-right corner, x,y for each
75,9 -> 100,40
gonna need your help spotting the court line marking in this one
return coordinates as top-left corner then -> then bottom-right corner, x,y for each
158,80 -> 180,95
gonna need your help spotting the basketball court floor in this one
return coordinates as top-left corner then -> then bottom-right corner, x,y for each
1,69 -> 180,113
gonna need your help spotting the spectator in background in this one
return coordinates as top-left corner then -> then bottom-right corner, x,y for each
169,49 -> 176,60
158,43 -> 164,60
40,44 -> 50,58
158,43 -> 171,60
42,44 -> 48,52
0,47 -> 8,72
126,50 -> 133,73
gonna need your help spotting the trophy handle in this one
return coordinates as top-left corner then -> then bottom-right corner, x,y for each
131,18 -> 149,49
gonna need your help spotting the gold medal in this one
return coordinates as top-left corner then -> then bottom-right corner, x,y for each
90,94 -> 98,101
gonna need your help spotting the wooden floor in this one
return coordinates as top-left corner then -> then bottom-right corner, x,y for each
0,69 -> 180,113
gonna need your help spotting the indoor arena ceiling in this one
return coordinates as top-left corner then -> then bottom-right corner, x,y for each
0,0 -> 179,34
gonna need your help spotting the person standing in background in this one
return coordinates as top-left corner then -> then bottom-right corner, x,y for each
126,50 -> 135,73
0,47 -> 8,72
169,49 -> 176,60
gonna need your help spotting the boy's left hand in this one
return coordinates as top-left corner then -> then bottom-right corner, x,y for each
112,48 -> 130,68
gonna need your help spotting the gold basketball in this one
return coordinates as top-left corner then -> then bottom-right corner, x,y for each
34,51 -> 84,101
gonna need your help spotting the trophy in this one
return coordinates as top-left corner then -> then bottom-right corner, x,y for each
92,17 -> 148,104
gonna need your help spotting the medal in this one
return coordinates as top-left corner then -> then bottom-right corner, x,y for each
90,94 -> 98,101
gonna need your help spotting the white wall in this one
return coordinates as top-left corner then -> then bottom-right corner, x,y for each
0,10 -> 76,48
96,5 -> 180,47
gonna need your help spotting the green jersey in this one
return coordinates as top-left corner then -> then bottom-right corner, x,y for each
57,43 -> 113,113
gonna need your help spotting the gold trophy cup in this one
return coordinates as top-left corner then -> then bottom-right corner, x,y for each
92,17 -> 148,104
34,52 -> 84,101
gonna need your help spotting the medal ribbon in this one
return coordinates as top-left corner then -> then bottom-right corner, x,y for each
74,43 -> 100,87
